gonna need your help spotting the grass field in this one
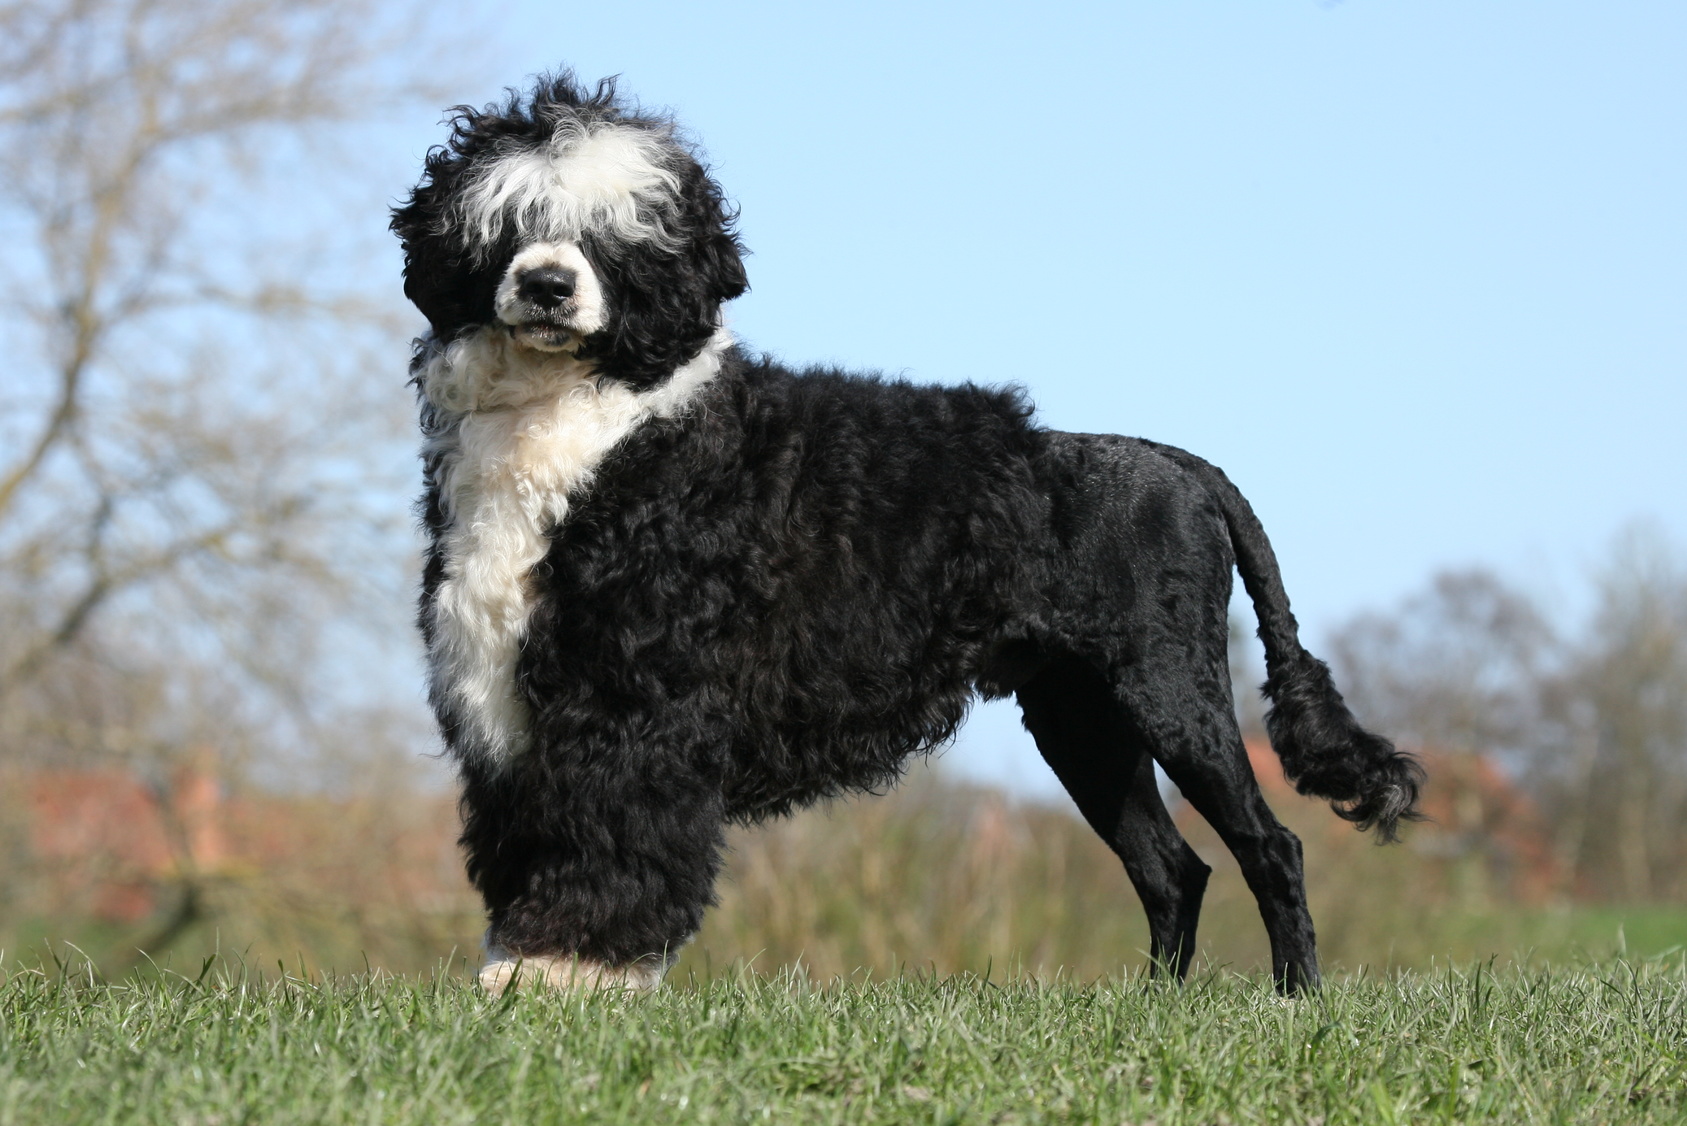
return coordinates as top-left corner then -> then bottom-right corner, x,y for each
2,957 -> 1683,1125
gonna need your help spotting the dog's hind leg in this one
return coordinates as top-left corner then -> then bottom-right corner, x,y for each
1016,657 -> 1211,981
1114,665 -> 1321,994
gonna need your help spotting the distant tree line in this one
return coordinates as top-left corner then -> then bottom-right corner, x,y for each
1327,531 -> 1687,904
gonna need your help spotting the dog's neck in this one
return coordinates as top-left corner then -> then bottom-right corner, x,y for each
418,327 -> 599,415
419,324 -> 733,416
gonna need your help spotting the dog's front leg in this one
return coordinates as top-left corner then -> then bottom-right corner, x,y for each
458,758 -> 727,994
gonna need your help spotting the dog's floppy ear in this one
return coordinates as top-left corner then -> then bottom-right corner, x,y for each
698,226 -> 749,305
580,159 -> 748,390
392,151 -> 505,339
680,150 -> 750,305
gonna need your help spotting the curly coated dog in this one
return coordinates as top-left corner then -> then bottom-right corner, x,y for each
391,71 -> 1422,995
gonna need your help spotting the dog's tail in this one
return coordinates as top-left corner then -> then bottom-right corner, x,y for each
1148,443 -> 1424,842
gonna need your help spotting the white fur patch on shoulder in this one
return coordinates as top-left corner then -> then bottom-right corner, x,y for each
479,944 -> 669,995
421,328 -> 730,769
458,122 -> 683,255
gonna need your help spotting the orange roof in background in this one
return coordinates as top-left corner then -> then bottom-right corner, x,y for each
18,765 -> 464,924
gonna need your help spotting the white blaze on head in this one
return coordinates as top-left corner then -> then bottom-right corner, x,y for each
458,121 -> 683,255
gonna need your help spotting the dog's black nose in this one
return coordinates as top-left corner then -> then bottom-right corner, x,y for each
517,267 -> 577,308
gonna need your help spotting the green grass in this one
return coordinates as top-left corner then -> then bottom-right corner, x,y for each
2,958 -> 1685,1124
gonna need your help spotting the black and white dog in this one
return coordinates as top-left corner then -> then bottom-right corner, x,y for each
392,72 -> 1421,995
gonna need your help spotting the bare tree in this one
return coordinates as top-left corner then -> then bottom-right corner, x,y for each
0,0 -> 431,701
1330,568 -> 1556,757
0,0 -> 453,963
1540,530 -> 1687,901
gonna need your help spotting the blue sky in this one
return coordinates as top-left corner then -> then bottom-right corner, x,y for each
380,1 -> 1686,794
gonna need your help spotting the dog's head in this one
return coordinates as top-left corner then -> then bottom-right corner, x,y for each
392,72 -> 748,390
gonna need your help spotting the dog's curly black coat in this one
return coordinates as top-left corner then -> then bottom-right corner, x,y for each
393,72 -> 1422,992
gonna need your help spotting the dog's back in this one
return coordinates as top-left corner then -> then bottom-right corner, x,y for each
521,352 -> 1055,817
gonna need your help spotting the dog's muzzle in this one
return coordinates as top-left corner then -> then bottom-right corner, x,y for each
496,241 -> 606,353
508,266 -> 584,351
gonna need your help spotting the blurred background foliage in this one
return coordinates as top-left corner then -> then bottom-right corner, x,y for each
2,0 -> 1684,983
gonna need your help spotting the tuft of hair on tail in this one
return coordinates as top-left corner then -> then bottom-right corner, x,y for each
1261,653 -> 1424,842
1145,441 -> 1425,842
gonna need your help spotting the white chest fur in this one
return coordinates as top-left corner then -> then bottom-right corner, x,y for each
419,327 -> 729,768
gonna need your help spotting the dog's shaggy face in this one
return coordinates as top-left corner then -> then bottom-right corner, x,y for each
391,74 -> 748,389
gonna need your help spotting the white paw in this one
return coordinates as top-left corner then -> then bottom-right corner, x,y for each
478,944 -> 669,995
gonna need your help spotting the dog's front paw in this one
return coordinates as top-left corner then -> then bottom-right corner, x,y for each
478,945 -> 669,995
